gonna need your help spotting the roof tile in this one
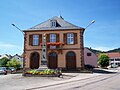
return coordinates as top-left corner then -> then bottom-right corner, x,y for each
24,16 -> 84,31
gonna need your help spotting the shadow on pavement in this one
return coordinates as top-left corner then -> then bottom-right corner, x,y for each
92,68 -> 117,74
62,69 -> 93,73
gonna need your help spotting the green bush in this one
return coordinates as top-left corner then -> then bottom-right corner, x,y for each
6,58 -> 21,70
98,54 -> 110,68
0,57 -> 10,67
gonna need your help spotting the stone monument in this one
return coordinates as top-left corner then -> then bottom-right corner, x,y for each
39,33 -> 48,70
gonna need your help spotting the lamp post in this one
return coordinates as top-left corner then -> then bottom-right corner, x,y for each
11,24 -> 24,35
82,20 -> 95,69
11,24 -> 25,75
85,20 -> 95,29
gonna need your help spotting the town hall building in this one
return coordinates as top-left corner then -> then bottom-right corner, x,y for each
23,16 -> 85,70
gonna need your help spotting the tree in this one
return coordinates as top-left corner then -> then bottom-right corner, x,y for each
98,54 -> 110,68
0,57 -> 10,67
6,58 -> 21,70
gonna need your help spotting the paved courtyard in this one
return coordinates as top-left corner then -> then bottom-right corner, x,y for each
0,68 -> 118,90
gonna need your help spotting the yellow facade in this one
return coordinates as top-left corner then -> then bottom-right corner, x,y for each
24,29 -> 84,70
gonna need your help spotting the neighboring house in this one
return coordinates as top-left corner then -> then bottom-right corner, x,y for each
106,52 -> 120,67
84,48 -> 98,67
23,16 -> 85,70
0,54 -> 12,59
11,54 -> 23,68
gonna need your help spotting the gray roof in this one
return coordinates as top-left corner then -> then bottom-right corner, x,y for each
24,16 -> 84,31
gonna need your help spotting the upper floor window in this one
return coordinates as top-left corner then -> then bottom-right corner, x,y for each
33,35 -> 39,46
29,34 -> 42,46
50,34 -> 56,42
67,33 -> 74,44
50,34 -> 56,49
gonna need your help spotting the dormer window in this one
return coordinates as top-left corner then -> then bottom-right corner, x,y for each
51,20 -> 56,27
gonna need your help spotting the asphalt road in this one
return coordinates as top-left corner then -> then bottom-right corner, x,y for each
0,68 -> 119,90
33,69 -> 120,90
0,73 -> 78,90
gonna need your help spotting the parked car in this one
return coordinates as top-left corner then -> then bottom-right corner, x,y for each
111,64 -> 118,68
8,67 -> 16,74
0,67 -> 7,75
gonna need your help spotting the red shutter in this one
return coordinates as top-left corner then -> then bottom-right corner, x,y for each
63,33 -> 67,45
39,34 -> 42,45
29,35 -> 33,46
74,33 -> 77,44
46,34 -> 50,42
56,34 -> 59,48
46,34 -> 50,48
56,33 -> 59,42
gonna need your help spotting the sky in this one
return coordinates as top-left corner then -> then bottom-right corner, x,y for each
0,0 -> 120,55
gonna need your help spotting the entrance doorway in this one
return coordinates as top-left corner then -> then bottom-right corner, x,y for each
48,52 -> 58,69
30,52 -> 39,69
66,51 -> 76,69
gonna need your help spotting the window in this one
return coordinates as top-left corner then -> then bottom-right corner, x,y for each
29,34 -> 42,46
51,21 -> 56,27
115,58 -> 120,61
110,59 -> 114,61
87,53 -> 92,56
50,34 -> 56,49
33,35 -> 39,46
67,33 -> 74,44
50,34 -> 56,42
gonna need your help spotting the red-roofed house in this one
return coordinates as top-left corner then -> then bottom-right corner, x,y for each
106,52 -> 120,67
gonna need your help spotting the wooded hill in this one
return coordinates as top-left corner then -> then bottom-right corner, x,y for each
86,47 -> 120,54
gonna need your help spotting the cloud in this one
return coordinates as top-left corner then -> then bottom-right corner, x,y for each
93,47 -> 115,51
0,42 -> 23,55
0,42 -> 18,48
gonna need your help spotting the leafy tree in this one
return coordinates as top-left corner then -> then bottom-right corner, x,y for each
6,58 -> 21,70
98,54 -> 110,68
0,57 -> 10,67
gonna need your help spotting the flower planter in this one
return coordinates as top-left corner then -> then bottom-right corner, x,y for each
24,73 -> 57,77
24,69 -> 62,77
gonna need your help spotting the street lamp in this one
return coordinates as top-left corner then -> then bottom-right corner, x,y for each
11,24 -> 24,35
85,20 -> 95,29
11,24 -> 25,75
82,20 -> 95,68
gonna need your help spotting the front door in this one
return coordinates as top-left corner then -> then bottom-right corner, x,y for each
66,51 -> 76,69
30,52 -> 39,69
48,52 -> 57,69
